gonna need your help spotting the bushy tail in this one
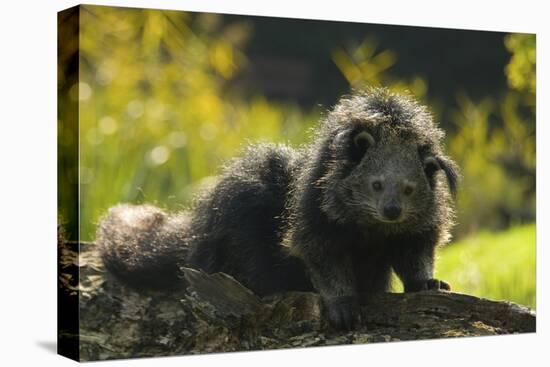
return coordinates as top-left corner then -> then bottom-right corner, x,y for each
96,204 -> 190,290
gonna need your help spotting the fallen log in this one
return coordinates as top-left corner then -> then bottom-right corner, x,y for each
57,239 -> 536,361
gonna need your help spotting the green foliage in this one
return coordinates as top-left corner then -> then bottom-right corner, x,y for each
76,6 -> 318,239
447,37 -> 535,235
390,224 -> 536,308
331,36 -> 428,99
449,93 -> 535,234
436,224 -> 536,308
505,34 -> 536,98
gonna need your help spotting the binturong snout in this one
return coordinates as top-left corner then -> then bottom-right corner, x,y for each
383,201 -> 402,220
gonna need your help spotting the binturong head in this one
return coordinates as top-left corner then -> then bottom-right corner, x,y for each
335,132 -> 447,226
316,88 -> 459,234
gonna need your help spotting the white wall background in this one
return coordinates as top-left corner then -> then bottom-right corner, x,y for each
0,0 -> 547,365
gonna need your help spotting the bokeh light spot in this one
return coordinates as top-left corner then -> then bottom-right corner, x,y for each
96,62 -> 116,86
69,82 -> 92,101
98,116 -> 118,135
150,145 -> 171,165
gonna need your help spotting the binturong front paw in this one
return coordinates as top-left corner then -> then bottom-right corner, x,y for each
405,278 -> 451,292
323,295 -> 362,331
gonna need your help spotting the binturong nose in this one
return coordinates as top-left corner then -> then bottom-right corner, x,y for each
383,202 -> 402,220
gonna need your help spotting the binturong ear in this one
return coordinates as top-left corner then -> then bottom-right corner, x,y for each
349,130 -> 375,161
334,129 -> 376,162
353,131 -> 375,151
423,155 -> 460,197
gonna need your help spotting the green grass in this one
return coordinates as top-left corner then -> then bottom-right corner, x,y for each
391,224 -> 536,308
436,224 -> 536,308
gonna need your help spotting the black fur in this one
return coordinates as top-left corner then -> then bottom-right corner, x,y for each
97,204 -> 190,290
97,88 -> 459,330
185,144 -> 313,296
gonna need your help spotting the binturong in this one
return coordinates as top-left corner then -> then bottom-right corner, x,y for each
97,87 -> 460,331
283,88 -> 459,330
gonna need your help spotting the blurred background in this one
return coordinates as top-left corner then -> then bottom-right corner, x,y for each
58,5 -> 536,307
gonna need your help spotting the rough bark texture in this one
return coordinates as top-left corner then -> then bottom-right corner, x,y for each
58,240 -> 536,361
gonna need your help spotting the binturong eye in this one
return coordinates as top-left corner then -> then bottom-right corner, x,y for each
403,185 -> 414,196
372,180 -> 383,191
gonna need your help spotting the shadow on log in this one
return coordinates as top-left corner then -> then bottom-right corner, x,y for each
58,240 -> 536,361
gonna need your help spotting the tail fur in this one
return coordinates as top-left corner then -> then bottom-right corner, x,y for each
96,204 -> 190,290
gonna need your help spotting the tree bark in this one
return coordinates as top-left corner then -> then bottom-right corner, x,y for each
58,240 -> 536,361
